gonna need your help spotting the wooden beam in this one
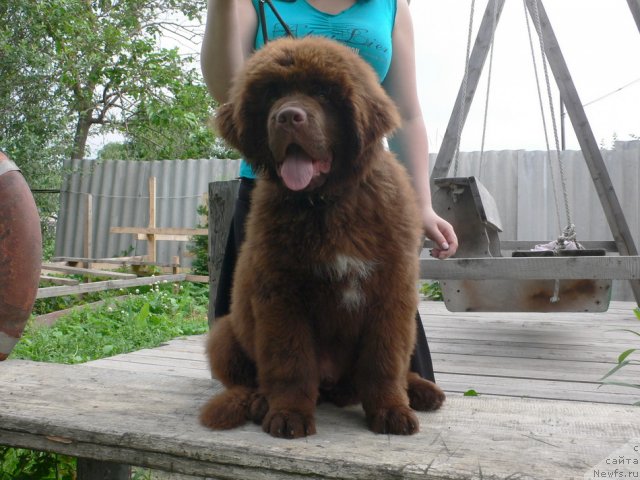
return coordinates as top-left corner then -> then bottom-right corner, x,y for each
83,193 -> 92,270
208,180 -> 240,326
37,274 -> 187,299
111,227 -> 208,236
627,0 -> 640,35
524,0 -> 640,303
39,275 -> 80,286
41,264 -> 137,279
185,274 -> 209,283
135,234 -> 191,242
432,0 -> 506,181
52,256 -> 176,268
423,239 -> 619,252
147,177 -> 157,263
421,256 -> 640,281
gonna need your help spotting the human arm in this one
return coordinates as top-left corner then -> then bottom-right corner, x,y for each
201,0 -> 258,103
383,0 -> 458,259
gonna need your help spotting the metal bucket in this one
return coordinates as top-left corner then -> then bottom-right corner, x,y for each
0,152 -> 42,360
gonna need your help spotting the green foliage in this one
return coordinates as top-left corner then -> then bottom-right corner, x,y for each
0,0 -> 216,248
188,204 -> 209,275
463,389 -> 479,397
0,448 -> 75,480
97,78 -> 240,160
600,307 -> 640,406
11,281 -> 208,364
420,281 -> 443,301
3,281 -> 209,478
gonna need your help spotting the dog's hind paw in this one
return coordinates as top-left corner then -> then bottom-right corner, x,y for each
199,387 -> 253,430
262,409 -> 316,439
366,405 -> 419,435
407,373 -> 446,412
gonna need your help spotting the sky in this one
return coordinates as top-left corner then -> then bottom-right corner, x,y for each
89,0 -> 640,156
411,1 -> 640,152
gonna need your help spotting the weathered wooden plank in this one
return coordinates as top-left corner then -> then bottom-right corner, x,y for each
36,274 -> 186,299
84,358 -> 210,379
1,361 -> 638,479
421,256 -> 640,280
55,256 -> 158,265
185,274 -> 209,283
111,227 -> 208,236
423,240 -> 621,252
432,0 -> 506,180
429,338 -> 630,364
40,275 -> 80,286
41,263 -> 137,279
116,331 -> 632,369
629,0 -> 640,35
135,233 -> 192,241
432,352 -> 639,384
207,180 -> 240,326
435,372 -> 639,405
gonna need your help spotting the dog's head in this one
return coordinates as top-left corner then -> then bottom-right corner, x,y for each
215,36 -> 401,192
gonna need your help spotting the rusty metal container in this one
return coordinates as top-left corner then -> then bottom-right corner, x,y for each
0,152 -> 42,360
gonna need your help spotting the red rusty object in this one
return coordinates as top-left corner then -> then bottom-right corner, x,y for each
0,152 -> 42,360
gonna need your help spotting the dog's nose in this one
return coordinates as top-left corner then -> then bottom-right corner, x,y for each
276,106 -> 307,126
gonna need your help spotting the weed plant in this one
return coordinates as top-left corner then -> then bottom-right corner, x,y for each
420,281 -> 443,301
600,307 -> 640,406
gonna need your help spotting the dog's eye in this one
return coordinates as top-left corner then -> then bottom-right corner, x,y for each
312,84 -> 333,101
263,84 -> 282,103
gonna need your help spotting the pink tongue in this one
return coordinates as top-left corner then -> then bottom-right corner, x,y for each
280,151 -> 314,191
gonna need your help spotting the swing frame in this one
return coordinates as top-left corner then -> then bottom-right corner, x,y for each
425,0 -> 640,310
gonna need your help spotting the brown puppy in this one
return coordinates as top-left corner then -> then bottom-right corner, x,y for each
200,36 -> 445,439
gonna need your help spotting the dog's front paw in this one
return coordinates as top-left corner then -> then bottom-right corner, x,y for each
366,405 -> 419,435
249,392 -> 269,424
407,374 -> 446,411
262,409 -> 316,439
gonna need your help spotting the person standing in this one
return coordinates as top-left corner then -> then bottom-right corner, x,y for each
201,0 -> 458,382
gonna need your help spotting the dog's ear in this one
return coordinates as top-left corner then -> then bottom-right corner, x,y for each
351,84 -> 401,155
213,102 -> 242,151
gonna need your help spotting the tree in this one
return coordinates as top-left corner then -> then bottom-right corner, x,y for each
0,0 -> 216,252
97,74 -> 240,161
1,0 -> 209,166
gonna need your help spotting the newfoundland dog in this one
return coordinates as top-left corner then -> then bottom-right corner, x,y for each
200,36 -> 445,439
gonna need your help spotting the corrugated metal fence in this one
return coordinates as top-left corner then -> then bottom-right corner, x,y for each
55,142 -> 639,298
55,158 -> 240,266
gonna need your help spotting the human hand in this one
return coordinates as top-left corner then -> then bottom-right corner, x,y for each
422,207 -> 458,259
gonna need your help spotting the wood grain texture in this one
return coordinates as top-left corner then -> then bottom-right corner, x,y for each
1,359 -> 639,479
36,274 -> 186,299
421,256 -> 640,280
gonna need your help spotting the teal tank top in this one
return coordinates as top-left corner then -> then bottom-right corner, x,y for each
239,0 -> 397,179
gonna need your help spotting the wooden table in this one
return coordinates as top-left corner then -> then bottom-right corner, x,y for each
1,358 -> 638,479
2,300 -> 639,479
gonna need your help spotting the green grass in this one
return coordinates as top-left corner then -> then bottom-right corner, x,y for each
2,280 -> 209,479
11,281 -> 209,364
420,280 -> 443,301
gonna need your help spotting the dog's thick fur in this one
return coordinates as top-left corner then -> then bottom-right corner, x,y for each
200,36 -> 445,439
